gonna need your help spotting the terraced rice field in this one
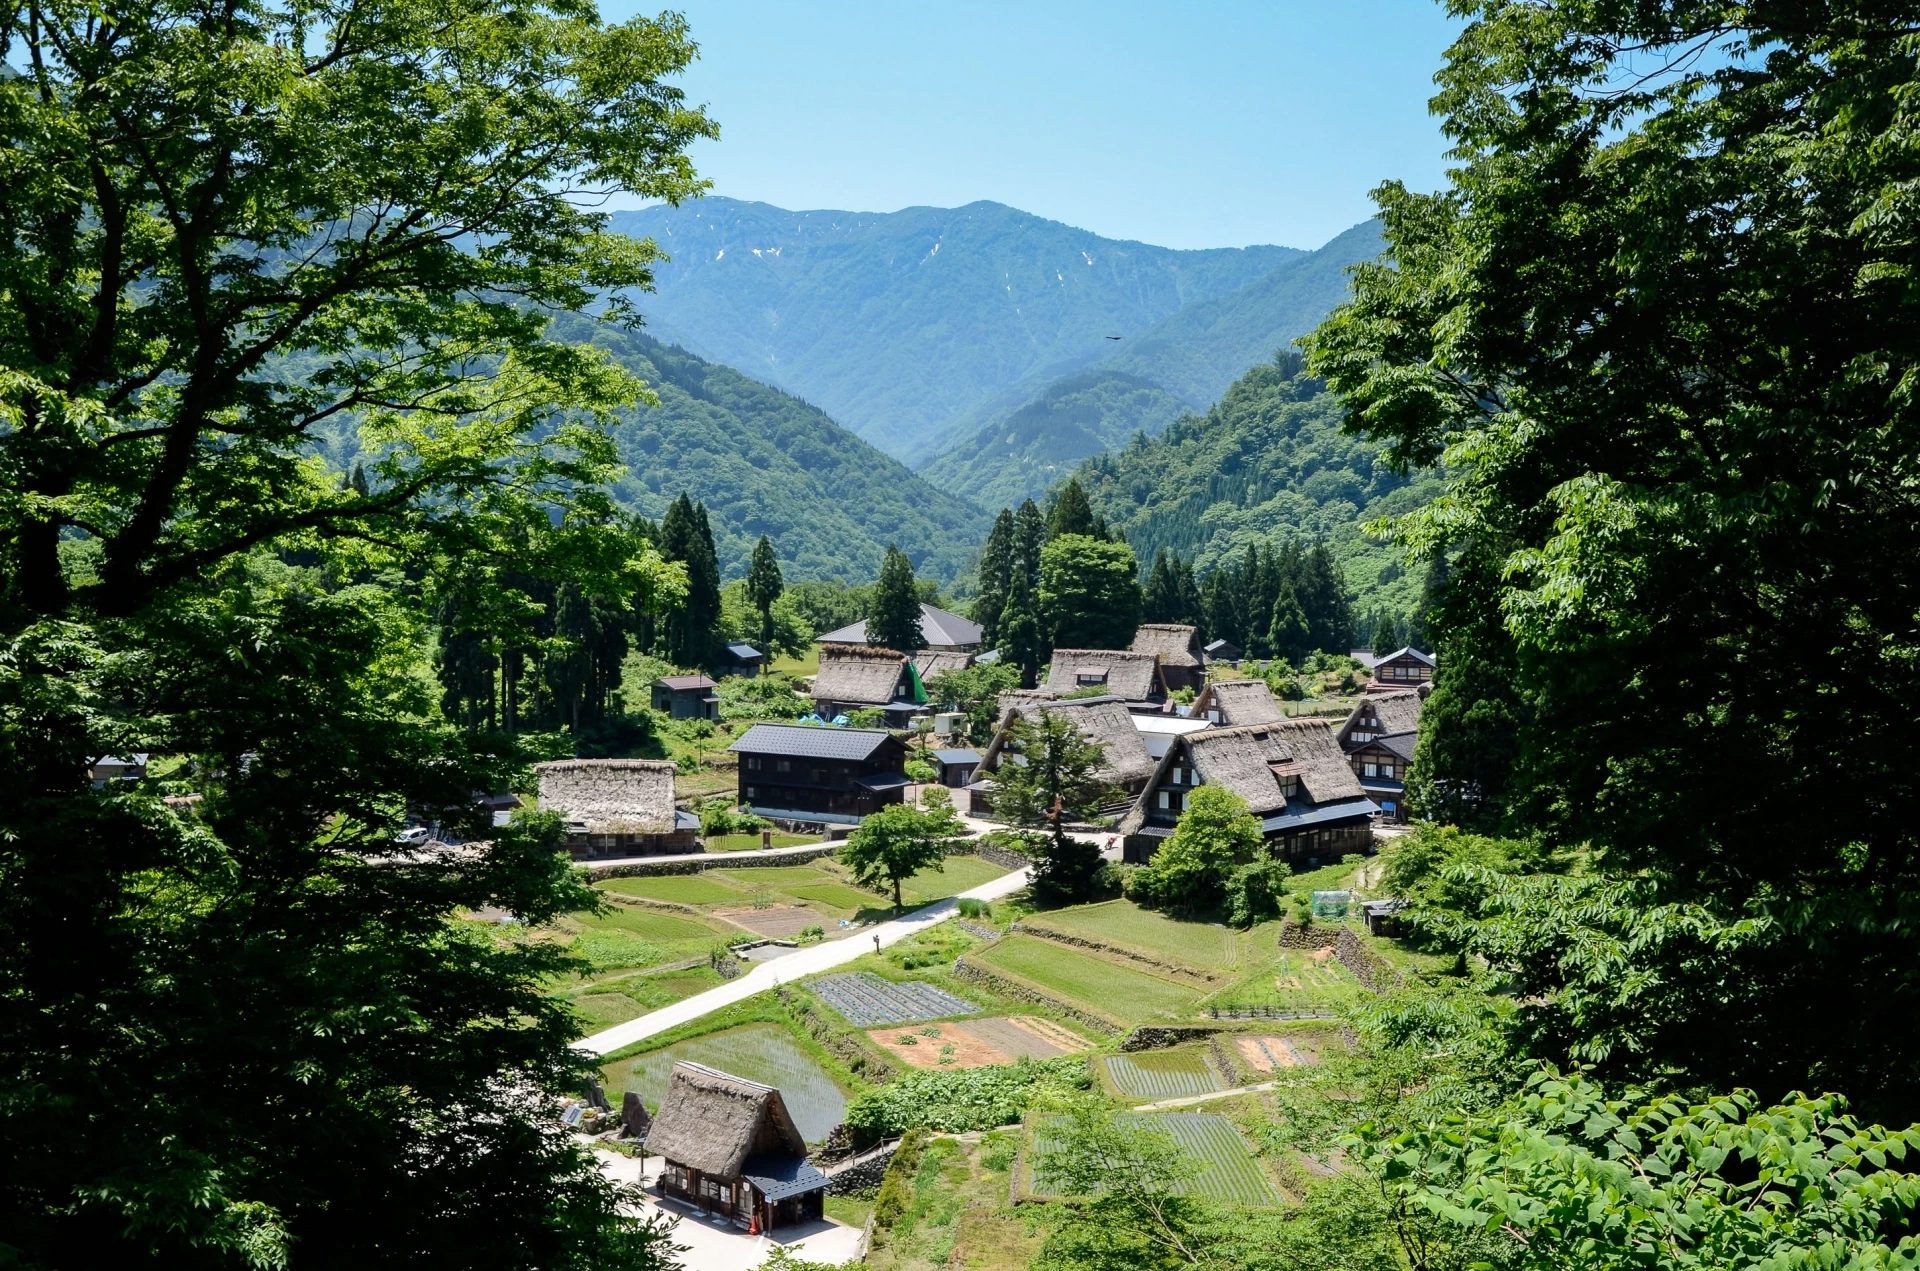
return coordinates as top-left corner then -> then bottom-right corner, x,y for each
1031,1113 -> 1278,1206
1101,1050 -> 1224,1099
1026,901 -> 1240,969
709,866 -> 844,887
898,855 -> 1012,903
785,882 -> 889,911
600,1023 -> 847,1141
598,875 -> 744,906
575,906 -> 724,943
977,936 -> 1199,1022
810,972 -> 979,1026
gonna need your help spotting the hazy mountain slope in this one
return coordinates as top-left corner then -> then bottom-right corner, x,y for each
917,369 -> 1192,510
1074,354 -> 1443,618
608,198 -> 1299,461
916,219 -> 1386,508
561,318 -> 990,583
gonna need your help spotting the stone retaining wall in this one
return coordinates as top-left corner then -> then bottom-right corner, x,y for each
587,843 -> 843,880
952,957 -> 1121,1035
823,1140 -> 899,1196
967,840 -> 1032,871
1119,1024 -> 1224,1052
1276,919 -> 1341,951
777,986 -> 895,1083
1012,921 -> 1223,986
1274,919 -> 1400,994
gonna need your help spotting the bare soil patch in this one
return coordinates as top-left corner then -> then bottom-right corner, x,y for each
965,1015 -> 1090,1060
869,1022 -> 1011,1069
714,905 -> 827,938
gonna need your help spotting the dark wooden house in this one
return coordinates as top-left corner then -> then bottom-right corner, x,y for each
1338,689 -> 1425,823
715,642 -> 765,678
1130,624 -> 1206,693
652,674 -> 720,722
729,723 -> 911,827
644,1062 -> 828,1232
535,759 -> 700,859
1362,646 -> 1436,690
1118,719 -> 1377,865
930,748 -> 981,788
1203,637 -> 1241,665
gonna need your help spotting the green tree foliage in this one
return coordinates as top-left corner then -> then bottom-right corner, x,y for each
781,580 -> 870,636
972,508 -> 1016,648
926,661 -> 1021,746
1368,612 -> 1402,657
989,711 -> 1111,904
1075,353 -> 1439,630
717,580 -> 811,660
0,0 -> 708,1259
842,1058 -> 1088,1135
867,545 -> 926,653
1039,534 -> 1142,651
1142,548 -> 1202,627
1046,477 -> 1101,541
1128,784 -> 1264,915
657,494 -> 723,668
1030,1094 -> 1213,1271
839,798 -> 963,911
1299,1 -> 1920,1113
1266,582 -> 1310,667
744,535 -> 785,658
1223,857 -> 1292,928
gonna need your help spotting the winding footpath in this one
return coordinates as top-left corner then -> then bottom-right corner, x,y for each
574,864 -> 1033,1057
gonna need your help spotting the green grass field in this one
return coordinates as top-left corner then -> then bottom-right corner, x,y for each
900,855 -> 1012,904
978,935 -> 1199,1022
1029,901 -> 1240,969
1101,1049 -> 1223,1100
709,865 -> 841,887
704,831 -> 820,852
572,906 -> 726,944
598,875 -> 746,906
786,882 -> 891,911
1212,949 -> 1371,1012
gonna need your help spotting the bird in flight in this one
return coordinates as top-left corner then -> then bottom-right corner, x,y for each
1104,335 -> 1121,340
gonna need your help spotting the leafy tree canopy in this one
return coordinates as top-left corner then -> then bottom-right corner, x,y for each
1039,534 -> 1142,650
839,795 -> 963,911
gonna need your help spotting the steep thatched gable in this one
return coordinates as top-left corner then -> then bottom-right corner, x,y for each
980,694 -> 1157,787
1130,623 -> 1204,670
1043,649 -> 1164,702
1120,718 -> 1367,834
642,1062 -> 808,1179
1339,689 -> 1425,748
535,759 -> 676,834
1193,678 -> 1285,727
812,643 -> 910,707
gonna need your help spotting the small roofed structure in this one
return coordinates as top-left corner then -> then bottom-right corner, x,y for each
911,649 -> 975,683
1131,624 -> 1206,692
1202,637 -> 1241,664
1119,719 -> 1376,864
930,748 -> 981,788
644,1062 -> 828,1232
815,603 -> 983,653
89,753 -> 149,787
811,643 -> 925,724
1192,679 -> 1286,728
536,759 -> 699,859
715,642 -> 765,678
972,693 -> 1158,817
1042,648 -> 1167,708
1367,646 -> 1437,689
652,674 -> 720,722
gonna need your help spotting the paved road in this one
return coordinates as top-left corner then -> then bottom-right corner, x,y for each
574,864 -> 1034,1057
580,839 -> 840,875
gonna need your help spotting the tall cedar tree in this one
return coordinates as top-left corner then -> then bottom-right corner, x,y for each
1370,612 -> 1402,656
1304,1 -> 1920,1117
1046,477 -> 1100,540
972,508 -> 1016,648
659,494 -> 722,668
867,546 -> 925,653
744,535 -> 785,659
1268,583 -> 1311,667
0,0 -> 711,1262
989,710 -> 1112,904
1000,566 -> 1044,689
1142,548 -> 1200,626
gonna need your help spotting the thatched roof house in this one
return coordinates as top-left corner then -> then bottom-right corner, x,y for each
912,649 -> 975,683
1119,719 -> 1377,864
534,759 -> 697,860
1130,624 -> 1205,691
644,1062 -> 828,1231
811,643 -> 917,719
1338,689 -> 1425,748
1340,689 -> 1426,825
970,694 -> 1158,816
1192,679 -> 1286,728
1042,648 -> 1166,705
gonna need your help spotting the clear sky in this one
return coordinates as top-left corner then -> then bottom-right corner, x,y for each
599,1 -> 1463,252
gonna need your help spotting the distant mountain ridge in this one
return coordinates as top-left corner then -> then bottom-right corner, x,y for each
919,219 -> 1386,508
609,198 -> 1301,462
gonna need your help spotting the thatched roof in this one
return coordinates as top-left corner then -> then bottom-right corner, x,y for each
1130,624 -> 1203,669
1043,649 -> 1164,702
812,643 -> 909,707
1193,679 -> 1285,727
980,694 -> 1157,786
535,759 -> 676,834
642,1062 -> 808,1178
1128,720 -> 1366,828
1340,689 -> 1425,747
913,650 -> 974,682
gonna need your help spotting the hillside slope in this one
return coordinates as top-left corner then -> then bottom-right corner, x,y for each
1074,354 -> 1443,618
917,220 -> 1385,508
561,319 -> 990,583
608,198 -> 1298,462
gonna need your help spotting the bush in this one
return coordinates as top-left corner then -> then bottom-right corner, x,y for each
872,1128 -> 927,1229
571,928 -> 669,972
846,707 -> 888,728
843,1058 -> 1090,1135
956,897 -> 990,919
798,924 -> 825,943
1224,856 -> 1292,927
698,797 -> 771,837
717,672 -> 811,722
904,758 -> 936,782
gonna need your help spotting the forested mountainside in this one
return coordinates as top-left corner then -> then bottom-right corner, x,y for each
1074,353 -> 1442,618
557,318 -> 991,582
918,220 -> 1386,507
607,198 -> 1299,462
916,370 -> 1190,510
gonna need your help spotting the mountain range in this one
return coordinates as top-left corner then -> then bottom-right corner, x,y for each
609,198 -> 1308,464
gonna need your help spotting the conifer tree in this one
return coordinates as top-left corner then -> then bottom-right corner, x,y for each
1143,548 -> 1181,624
1297,541 -> 1353,655
1000,567 -> 1044,688
659,493 -> 722,668
745,535 -> 785,659
1268,584 -> 1310,667
868,545 -> 925,652
1046,478 -> 1098,541
1371,612 -> 1403,656
973,509 -> 1016,648
1013,498 -> 1046,586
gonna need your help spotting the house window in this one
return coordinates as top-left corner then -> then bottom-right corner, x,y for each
746,786 -> 757,799
1075,671 -> 1107,686
1363,762 -> 1378,777
1380,764 -> 1396,779
775,759 -> 791,774
1157,790 -> 1170,810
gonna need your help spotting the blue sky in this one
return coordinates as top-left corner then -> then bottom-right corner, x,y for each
600,1 -> 1463,252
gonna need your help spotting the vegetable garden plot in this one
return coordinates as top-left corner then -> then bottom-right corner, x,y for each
1030,1112 -> 1280,1207
1100,1050 -> 1224,1099
809,971 -> 979,1025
